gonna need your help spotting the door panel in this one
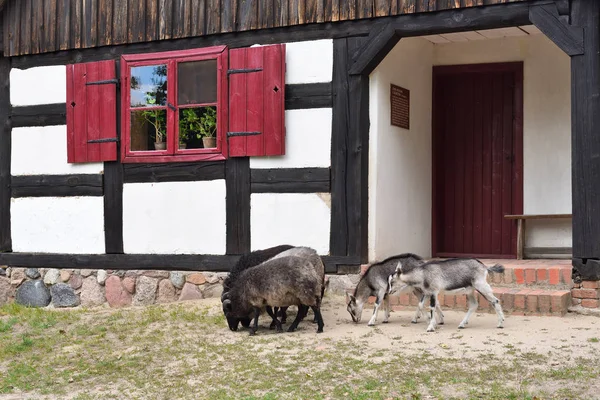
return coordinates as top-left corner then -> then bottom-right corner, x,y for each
433,63 -> 523,258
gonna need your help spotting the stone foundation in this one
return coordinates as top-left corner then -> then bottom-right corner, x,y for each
0,267 -> 228,308
0,267 -> 349,308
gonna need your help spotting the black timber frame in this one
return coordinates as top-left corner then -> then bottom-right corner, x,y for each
3,0 -> 599,278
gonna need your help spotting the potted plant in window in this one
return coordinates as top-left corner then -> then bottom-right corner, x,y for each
178,108 -> 200,149
196,106 -> 217,148
140,97 -> 167,150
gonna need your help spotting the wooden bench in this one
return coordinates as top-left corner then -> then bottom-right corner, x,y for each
504,214 -> 572,260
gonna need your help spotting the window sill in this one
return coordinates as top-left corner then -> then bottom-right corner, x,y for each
122,153 -> 227,163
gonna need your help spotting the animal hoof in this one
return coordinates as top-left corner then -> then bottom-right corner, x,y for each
317,329 -> 324,333
458,325 -> 465,329
426,328 -> 435,333
382,320 -> 389,324
497,325 -> 504,329
287,327 -> 296,333
438,321 -> 445,325
411,320 -> 418,324
367,323 -> 375,327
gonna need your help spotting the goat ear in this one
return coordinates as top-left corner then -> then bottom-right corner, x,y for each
349,294 -> 356,303
395,261 -> 403,275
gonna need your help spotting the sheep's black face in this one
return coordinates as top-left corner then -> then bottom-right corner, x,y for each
226,315 -> 241,331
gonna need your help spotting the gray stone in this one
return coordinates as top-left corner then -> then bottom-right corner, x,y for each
112,270 -> 126,277
215,272 -> 228,282
204,273 -> 220,284
201,283 -> 223,299
97,270 -> 108,285
80,269 -> 93,277
60,270 -> 71,282
25,268 -> 41,279
50,283 -> 80,308
15,280 -> 51,307
327,275 -> 358,295
80,277 -> 106,307
132,276 -> 158,306
44,269 -> 61,285
0,277 -> 15,304
170,272 -> 185,289
4,267 -> 11,277
69,274 -> 84,290
157,279 -> 177,303
178,283 -> 203,302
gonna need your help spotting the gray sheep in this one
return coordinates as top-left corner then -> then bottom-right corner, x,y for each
222,254 -> 325,335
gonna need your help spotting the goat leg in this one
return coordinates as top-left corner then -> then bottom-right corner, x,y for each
311,305 -> 325,333
250,307 -> 261,336
266,306 -> 279,330
426,293 -> 439,332
382,294 -> 390,323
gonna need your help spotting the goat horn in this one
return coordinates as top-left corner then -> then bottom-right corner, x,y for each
221,291 -> 230,301
222,299 -> 232,309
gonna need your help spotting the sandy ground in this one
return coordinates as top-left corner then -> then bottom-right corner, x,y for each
239,294 -> 600,360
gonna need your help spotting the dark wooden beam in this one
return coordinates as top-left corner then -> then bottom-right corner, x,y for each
123,161 -> 225,183
330,38 -> 351,257
349,21 -> 400,76
529,3 -> 584,56
8,82 -> 333,131
11,103 -> 67,127
225,157 -> 251,255
251,168 -> 330,193
0,251 -> 359,273
346,37 -> 370,262
0,55 -> 11,251
285,82 -> 332,110
104,162 -> 124,254
11,174 -> 104,197
571,0 -> 600,279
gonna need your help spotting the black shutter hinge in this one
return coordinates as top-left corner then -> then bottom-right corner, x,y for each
227,131 -> 262,137
227,68 -> 263,75
87,137 -> 119,143
86,79 -> 120,86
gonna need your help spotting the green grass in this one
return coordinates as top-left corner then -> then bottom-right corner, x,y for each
1,300 -> 599,400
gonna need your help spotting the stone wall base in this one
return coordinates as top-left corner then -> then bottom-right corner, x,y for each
571,280 -> 600,309
0,267 -> 352,309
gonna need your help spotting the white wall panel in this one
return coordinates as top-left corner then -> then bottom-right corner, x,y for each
285,39 -> 333,84
123,181 -> 227,254
251,193 -> 330,254
11,126 -> 103,175
10,66 -> 66,106
11,197 -> 105,253
250,108 -> 332,169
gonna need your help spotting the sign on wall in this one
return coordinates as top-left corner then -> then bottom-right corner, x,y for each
390,84 -> 410,129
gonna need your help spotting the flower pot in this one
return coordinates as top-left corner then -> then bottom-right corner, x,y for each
179,143 -> 187,149
154,142 -> 166,150
202,137 -> 216,148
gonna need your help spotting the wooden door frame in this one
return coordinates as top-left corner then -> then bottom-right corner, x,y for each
431,62 -> 524,259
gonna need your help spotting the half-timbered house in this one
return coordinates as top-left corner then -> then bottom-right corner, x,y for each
0,0 -> 598,311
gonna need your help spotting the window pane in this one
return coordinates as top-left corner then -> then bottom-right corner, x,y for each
178,106 -> 217,149
130,65 -> 167,107
130,109 -> 167,151
178,60 -> 217,105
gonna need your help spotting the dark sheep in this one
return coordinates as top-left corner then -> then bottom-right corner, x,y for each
222,253 -> 325,335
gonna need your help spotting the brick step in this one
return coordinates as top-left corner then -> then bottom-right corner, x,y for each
483,262 -> 572,290
346,287 -> 572,317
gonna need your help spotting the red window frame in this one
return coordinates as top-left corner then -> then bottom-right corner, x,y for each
121,46 -> 229,163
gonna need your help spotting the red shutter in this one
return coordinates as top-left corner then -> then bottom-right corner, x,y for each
228,44 -> 286,157
66,60 -> 118,163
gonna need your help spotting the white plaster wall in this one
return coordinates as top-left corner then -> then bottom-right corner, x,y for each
11,126 -> 104,175
10,66 -> 66,106
434,34 -> 572,248
251,193 -> 330,254
368,38 -> 435,262
250,108 -> 332,169
285,39 -> 333,84
11,197 -> 105,253
123,181 -> 227,254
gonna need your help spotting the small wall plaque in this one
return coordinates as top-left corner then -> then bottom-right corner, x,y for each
390,84 -> 410,129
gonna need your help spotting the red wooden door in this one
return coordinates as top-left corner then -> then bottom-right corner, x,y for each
432,62 -> 523,258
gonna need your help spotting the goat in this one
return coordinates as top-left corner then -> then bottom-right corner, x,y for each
221,244 -> 294,331
222,254 -> 325,335
388,258 -> 506,332
347,253 -> 444,326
